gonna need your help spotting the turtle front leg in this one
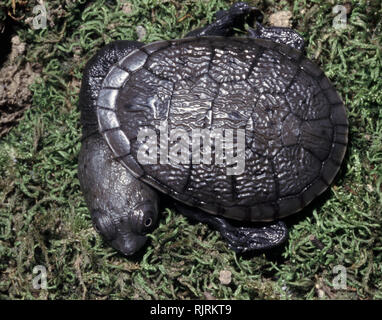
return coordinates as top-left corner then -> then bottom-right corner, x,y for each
248,22 -> 305,51
174,204 -> 288,252
185,2 -> 263,37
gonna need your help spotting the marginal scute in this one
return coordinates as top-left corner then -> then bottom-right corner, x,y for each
300,58 -> 324,78
276,43 -> 303,62
301,177 -> 328,206
331,105 -> 349,126
226,207 -> 247,221
97,108 -> 119,132
334,131 -> 348,149
277,197 -> 302,218
143,174 -> 172,196
97,88 -> 119,109
119,49 -> 148,72
256,38 -> 278,50
318,76 -> 331,90
104,130 -> 130,157
103,67 -> 130,89
325,88 -> 343,105
255,203 -> 276,221
330,142 -> 347,165
322,158 -> 341,185
142,40 -> 171,55
120,154 -> 144,178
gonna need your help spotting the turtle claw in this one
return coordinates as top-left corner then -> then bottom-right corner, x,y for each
219,221 -> 288,253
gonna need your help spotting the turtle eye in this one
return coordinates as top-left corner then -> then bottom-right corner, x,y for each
125,202 -> 158,235
144,216 -> 153,228
141,210 -> 157,233
136,209 -> 156,234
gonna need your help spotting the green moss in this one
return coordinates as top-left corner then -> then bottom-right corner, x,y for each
0,0 -> 381,299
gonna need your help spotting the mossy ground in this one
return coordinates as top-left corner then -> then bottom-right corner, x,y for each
0,0 -> 381,300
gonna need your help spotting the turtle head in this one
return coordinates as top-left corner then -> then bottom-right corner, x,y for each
91,201 -> 158,256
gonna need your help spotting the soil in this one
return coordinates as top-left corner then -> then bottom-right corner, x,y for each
0,35 -> 40,138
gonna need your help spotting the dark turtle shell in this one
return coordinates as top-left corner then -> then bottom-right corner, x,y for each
96,36 -> 348,222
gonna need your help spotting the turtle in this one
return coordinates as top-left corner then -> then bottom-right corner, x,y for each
78,2 -> 348,256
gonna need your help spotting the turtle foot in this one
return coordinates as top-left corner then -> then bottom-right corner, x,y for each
174,203 -> 288,252
219,220 -> 288,253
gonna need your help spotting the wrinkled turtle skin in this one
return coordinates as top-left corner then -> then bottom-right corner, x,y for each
78,2 -> 348,256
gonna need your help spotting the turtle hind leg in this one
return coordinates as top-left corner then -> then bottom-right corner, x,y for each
185,2 -> 263,37
174,203 -> 288,253
248,22 -> 305,51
